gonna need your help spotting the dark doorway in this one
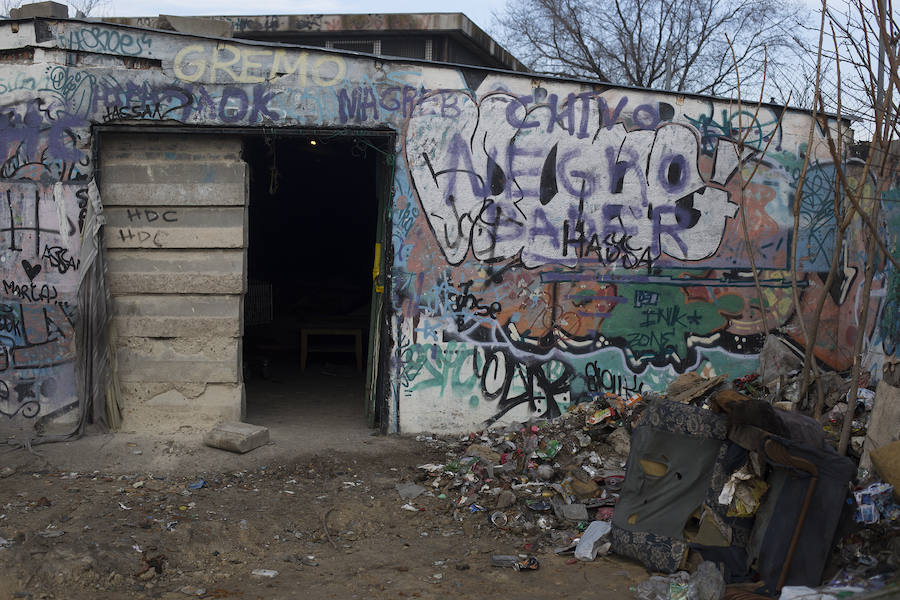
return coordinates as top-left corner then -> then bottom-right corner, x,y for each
241,133 -> 383,428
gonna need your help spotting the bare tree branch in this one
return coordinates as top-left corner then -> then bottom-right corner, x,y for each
496,0 -> 808,94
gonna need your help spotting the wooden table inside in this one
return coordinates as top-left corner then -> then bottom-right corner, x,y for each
299,327 -> 363,372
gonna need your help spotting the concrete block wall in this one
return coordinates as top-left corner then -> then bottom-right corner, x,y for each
100,134 -> 247,433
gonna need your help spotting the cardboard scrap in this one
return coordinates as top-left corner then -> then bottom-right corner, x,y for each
666,373 -> 727,404
871,440 -> 900,500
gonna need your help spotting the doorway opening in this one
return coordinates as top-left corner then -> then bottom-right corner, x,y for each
241,132 -> 392,430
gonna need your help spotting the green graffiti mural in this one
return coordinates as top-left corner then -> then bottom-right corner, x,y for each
600,283 -> 744,367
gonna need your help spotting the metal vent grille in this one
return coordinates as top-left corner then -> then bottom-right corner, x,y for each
328,39 -> 379,54
245,280 -> 274,326
380,38 -> 429,60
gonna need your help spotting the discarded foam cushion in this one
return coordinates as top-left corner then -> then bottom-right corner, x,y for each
610,398 -> 730,573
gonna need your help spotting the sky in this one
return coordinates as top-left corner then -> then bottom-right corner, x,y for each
95,0 -> 506,36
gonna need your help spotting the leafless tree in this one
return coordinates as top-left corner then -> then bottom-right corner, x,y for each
493,0 -> 807,95
778,0 -> 900,455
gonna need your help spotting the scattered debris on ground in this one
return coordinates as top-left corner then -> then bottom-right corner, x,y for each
2,362 -> 897,599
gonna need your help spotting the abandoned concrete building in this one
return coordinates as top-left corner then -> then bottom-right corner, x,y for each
106,12 -> 528,72
0,6 -> 897,443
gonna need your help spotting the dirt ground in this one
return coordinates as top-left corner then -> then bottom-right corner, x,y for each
0,433 -> 650,600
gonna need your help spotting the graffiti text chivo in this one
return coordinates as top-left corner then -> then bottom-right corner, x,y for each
174,45 -> 346,86
406,92 -> 741,269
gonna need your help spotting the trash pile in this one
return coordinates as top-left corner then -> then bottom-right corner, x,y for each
411,390 -> 654,563
407,347 -> 900,599
751,341 -> 900,596
749,337 -> 891,462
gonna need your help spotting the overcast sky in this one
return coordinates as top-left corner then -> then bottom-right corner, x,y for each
94,0 -> 505,36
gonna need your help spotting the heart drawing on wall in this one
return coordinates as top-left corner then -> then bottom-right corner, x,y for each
21,260 -> 42,281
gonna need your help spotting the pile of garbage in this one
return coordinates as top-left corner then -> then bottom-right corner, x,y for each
407,345 -> 900,599
412,390 -> 649,557
753,341 -> 900,596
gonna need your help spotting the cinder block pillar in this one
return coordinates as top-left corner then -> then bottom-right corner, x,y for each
100,133 -> 247,433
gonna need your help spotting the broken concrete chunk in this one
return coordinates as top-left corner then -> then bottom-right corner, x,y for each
574,520 -> 612,560
204,422 -> 269,454
607,427 -> 631,457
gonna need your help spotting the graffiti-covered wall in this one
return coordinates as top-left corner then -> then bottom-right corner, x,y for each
0,18 -> 896,435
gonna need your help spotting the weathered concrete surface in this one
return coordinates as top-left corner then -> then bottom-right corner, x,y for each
115,336 -> 241,383
118,382 -> 243,432
107,250 -> 246,294
160,14 -> 233,37
3,367 -> 386,474
112,295 -> 242,337
104,206 -> 247,249
9,0 -> 67,18
2,17 -> 897,438
204,421 -> 270,453
100,134 -> 247,207
101,170 -> 248,206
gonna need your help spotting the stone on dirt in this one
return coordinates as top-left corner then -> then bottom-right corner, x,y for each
204,422 -> 270,454
495,489 -> 517,509
606,427 -> 631,457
